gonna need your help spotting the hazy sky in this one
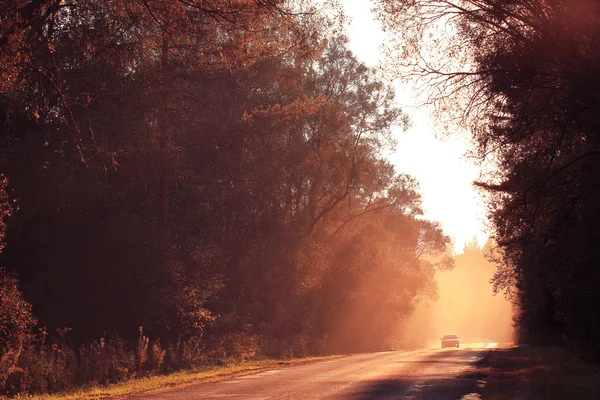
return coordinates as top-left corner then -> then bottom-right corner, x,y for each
340,0 -> 489,251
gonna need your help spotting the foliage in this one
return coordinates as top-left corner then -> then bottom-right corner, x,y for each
0,0 -> 454,396
0,267 -> 37,396
377,0 -> 600,360
0,175 -> 37,396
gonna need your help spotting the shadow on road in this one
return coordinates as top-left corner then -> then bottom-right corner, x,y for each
347,350 -> 490,400
394,359 -> 471,365
346,376 -> 486,399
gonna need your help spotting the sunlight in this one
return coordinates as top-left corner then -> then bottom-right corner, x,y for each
3,0 -> 600,397
341,0 -> 489,251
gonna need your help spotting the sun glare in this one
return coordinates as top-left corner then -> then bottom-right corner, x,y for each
341,0 -> 489,251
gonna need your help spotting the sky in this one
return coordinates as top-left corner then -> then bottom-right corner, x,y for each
339,0 -> 489,252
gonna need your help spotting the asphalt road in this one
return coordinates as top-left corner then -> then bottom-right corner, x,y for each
132,343 -> 499,400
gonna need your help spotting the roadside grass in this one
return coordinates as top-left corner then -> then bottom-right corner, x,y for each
481,345 -> 600,399
29,356 -> 341,400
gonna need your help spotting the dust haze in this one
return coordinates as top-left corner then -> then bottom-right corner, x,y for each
396,241 -> 514,348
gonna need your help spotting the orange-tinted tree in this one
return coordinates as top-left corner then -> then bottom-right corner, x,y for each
0,0 -> 453,378
377,0 -> 600,359
0,176 -> 36,393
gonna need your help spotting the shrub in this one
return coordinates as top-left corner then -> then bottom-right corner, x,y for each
0,268 -> 36,396
136,326 -> 149,374
148,338 -> 166,372
1,323 -> 264,396
17,328 -> 78,394
223,332 -> 259,361
78,335 -> 135,385
165,336 -> 205,371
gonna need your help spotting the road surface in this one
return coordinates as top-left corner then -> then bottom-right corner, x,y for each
132,343 -> 499,400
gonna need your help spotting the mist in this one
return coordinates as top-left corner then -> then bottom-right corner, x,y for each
396,240 -> 514,348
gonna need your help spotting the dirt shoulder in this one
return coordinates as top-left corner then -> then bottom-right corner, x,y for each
480,345 -> 600,399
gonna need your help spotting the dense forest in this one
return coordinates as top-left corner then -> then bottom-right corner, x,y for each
0,0 -> 454,395
6,0 -> 600,396
377,0 -> 600,361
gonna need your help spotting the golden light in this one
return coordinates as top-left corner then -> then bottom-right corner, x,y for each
340,0 -> 489,252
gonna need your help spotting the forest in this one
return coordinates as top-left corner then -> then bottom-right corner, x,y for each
2,0 -> 600,397
0,0 -> 453,396
377,0 -> 600,361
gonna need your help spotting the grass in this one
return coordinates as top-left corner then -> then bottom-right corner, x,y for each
28,356 -> 341,400
481,345 -> 600,399
20,345 -> 600,399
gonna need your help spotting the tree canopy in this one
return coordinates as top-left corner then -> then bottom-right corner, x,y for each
377,0 -> 600,360
0,1 -> 453,394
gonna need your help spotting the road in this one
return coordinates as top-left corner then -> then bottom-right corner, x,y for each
132,343 -> 499,400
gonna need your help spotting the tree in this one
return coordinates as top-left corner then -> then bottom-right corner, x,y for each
376,0 -> 600,359
0,0 -> 336,344
0,0 -> 454,366
0,175 -> 36,390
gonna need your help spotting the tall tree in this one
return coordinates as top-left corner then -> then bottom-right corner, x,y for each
377,0 -> 600,359
0,0 -> 453,364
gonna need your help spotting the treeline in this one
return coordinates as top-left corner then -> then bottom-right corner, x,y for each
377,0 -> 600,360
0,0 -> 452,395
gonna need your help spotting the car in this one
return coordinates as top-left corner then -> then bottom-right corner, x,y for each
441,334 -> 460,348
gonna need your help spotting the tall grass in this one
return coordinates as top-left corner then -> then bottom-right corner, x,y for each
0,327 -> 260,397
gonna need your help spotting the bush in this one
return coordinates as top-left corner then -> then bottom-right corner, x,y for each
17,328 -> 78,394
223,332 -> 260,361
0,324 -> 265,396
148,338 -> 166,372
135,326 -> 165,375
165,336 -> 205,371
136,326 -> 149,374
78,335 -> 135,385
0,267 -> 36,395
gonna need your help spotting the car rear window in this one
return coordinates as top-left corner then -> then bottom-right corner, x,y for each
443,335 -> 457,339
